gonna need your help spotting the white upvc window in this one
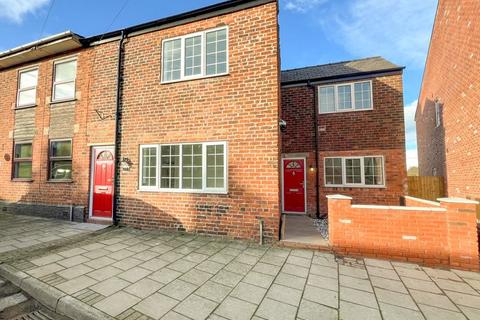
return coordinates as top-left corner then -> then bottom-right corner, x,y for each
161,27 -> 228,83
139,141 -> 227,193
52,58 -> 77,102
324,156 -> 385,187
318,80 -> 373,113
17,67 -> 38,107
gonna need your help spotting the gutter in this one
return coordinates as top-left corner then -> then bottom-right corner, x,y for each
112,30 -> 127,226
307,80 -> 321,219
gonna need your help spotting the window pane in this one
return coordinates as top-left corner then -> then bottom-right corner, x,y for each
141,147 -> 157,187
319,86 -> 335,113
364,157 -> 384,185
55,60 -> 77,82
54,82 -> 75,100
345,158 -> 362,184
160,145 -> 180,189
18,88 -> 36,106
206,144 -> 225,189
51,141 -> 71,157
50,161 -> 72,180
337,85 -> 352,110
184,36 -> 202,77
182,144 -> 202,189
205,29 -> 227,76
163,39 -> 181,81
19,69 -> 38,89
325,158 -> 343,185
14,162 -> 32,179
15,143 -> 32,159
354,82 -> 372,110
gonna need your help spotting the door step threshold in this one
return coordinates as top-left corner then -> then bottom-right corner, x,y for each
86,218 -> 113,225
277,240 -> 332,252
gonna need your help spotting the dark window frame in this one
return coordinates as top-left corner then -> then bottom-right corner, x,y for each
48,139 -> 73,181
12,141 -> 33,180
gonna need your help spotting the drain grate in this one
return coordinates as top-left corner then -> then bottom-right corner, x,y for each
12,310 -> 55,320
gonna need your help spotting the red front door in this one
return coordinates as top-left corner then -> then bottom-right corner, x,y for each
92,148 -> 114,218
283,159 -> 306,213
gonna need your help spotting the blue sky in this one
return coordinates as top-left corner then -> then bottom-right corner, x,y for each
0,0 -> 438,168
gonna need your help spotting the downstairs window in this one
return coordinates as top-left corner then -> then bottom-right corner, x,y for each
324,156 -> 385,187
139,142 -> 227,193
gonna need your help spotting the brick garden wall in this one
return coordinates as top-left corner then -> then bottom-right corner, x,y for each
328,195 -> 479,271
116,1 -> 281,241
281,74 -> 407,215
416,0 -> 480,204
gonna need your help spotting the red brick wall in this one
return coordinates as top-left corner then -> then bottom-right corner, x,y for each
116,2 -> 281,241
0,44 -> 117,210
417,0 -> 480,203
328,196 -> 479,271
281,74 -> 407,215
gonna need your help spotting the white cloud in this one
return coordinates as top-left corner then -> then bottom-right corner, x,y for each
406,149 -> 418,169
284,0 -> 327,13
0,0 -> 50,23
316,0 -> 436,68
404,99 -> 418,169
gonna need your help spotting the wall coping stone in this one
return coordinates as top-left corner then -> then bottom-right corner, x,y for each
438,198 -> 479,205
352,204 -> 446,212
403,195 -> 441,206
326,194 -> 353,200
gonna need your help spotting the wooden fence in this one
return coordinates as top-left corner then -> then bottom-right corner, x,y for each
407,176 -> 445,201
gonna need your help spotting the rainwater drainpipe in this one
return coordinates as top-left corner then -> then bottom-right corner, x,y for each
307,80 -> 321,218
112,30 -> 127,226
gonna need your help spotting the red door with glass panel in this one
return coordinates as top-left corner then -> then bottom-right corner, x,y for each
283,159 -> 306,213
91,147 -> 114,218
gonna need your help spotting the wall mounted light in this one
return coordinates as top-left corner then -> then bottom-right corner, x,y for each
121,157 -> 133,171
309,165 -> 316,172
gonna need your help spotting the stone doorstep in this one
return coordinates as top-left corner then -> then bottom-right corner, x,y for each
0,263 -> 114,320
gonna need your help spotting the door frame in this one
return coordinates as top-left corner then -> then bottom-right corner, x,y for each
281,157 -> 307,214
89,145 -> 115,221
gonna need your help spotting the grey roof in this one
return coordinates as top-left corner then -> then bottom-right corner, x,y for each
281,56 -> 403,85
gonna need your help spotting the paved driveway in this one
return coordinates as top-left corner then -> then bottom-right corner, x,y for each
1,214 -> 480,320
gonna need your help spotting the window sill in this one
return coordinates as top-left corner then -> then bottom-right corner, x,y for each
47,179 -> 74,183
161,73 -> 229,85
12,178 -> 33,182
15,104 -> 37,110
138,188 -> 228,195
49,99 -> 77,105
319,108 -> 373,115
324,185 -> 386,189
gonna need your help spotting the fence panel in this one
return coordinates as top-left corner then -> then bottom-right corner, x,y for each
408,176 -> 445,201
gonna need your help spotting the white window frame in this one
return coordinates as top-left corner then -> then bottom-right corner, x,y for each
17,66 -> 39,108
324,155 -> 385,188
318,80 -> 373,114
161,26 -> 229,84
139,141 -> 228,194
435,102 -> 441,128
138,144 -> 159,191
52,57 -> 77,103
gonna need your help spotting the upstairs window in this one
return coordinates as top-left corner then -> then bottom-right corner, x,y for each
17,68 -> 38,107
162,27 -> 228,83
53,59 -> 77,102
49,140 -> 72,180
140,142 -> 227,193
13,142 -> 32,179
319,81 -> 372,113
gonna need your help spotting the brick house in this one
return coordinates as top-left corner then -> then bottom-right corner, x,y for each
416,0 -> 480,208
280,57 -> 407,216
0,0 -> 281,241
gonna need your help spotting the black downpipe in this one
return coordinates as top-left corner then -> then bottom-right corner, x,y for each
308,81 -> 321,218
113,30 -> 126,226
